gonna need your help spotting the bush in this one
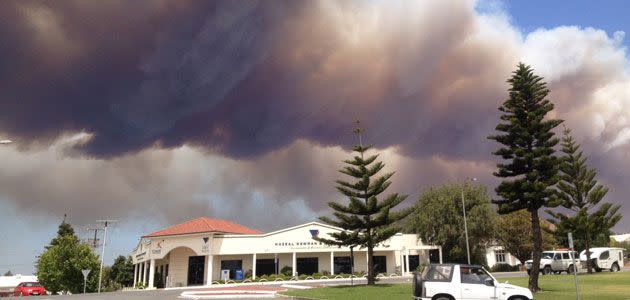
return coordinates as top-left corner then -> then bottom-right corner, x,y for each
280,266 -> 293,276
322,270 -> 330,276
490,264 -> 520,272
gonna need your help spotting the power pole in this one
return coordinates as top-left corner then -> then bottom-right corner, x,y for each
86,227 -> 102,250
96,219 -> 117,293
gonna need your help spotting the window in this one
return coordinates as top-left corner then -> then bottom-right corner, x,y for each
554,253 -> 562,260
600,251 -> 610,260
460,267 -> 492,285
421,265 -> 453,282
562,253 -> 570,259
541,252 -> 554,259
495,251 -> 506,263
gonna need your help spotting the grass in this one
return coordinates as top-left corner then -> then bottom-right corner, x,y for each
282,272 -> 630,300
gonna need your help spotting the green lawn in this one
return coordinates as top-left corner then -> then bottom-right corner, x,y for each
282,272 -> 630,300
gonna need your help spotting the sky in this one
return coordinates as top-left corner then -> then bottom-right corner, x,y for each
1,0 -> 629,275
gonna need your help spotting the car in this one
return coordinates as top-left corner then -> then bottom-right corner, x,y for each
579,247 -> 625,272
524,250 -> 578,275
412,264 -> 533,300
13,281 -> 46,296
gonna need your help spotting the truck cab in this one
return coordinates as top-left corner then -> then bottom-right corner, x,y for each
413,264 -> 533,300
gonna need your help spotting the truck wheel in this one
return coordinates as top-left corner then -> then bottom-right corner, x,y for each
543,266 -> 552,275
611,263 -> 620,272
433,295 -> 454,300
567,264 -> 575,274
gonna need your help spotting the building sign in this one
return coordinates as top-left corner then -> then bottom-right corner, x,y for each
135,251 -> 147,260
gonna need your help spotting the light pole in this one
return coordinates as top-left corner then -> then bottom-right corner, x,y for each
96,219 -> 117,293
461,177 -> 477,265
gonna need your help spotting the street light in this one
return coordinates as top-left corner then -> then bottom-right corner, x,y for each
461,177 -> 477,265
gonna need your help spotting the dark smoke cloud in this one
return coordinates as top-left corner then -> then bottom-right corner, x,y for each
0,0 -> 506,160
1,0 -> 630,232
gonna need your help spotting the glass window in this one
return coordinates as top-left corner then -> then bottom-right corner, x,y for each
562,253 -> 570,259
541,252 -> 554,259
495,251 -> 506,263
460,267 -> 492,285
421,265 -> 453,281
600,251 -> 609,260
554,253 -> 562,260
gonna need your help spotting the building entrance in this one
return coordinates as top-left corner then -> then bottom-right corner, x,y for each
373,256 -> 387,274
256,259 -> 276,276
297,257 -> 318,275
187,256 -> 205,286
334,256 -> 352,274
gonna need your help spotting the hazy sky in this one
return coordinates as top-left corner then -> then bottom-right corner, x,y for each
1,0 -> 629,275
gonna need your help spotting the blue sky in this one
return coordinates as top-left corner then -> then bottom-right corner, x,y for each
481,0 -> 629,45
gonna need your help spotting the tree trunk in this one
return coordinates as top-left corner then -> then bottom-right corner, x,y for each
528,208 -> 542,292
367,242 -> 375,285
585,232 -> 592,274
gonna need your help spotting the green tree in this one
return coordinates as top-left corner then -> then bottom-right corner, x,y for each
3,270 -> 12,276
36,223 -> 100,294
495,210 -> 557,266
110,256 -> 134,287
488,63 -> 563,292
49,215 -> 77,248
547,128 -> 622,273
407,183 -> 497,265
315,126 -> 412,285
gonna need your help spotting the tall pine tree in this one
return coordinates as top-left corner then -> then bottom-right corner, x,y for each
547,128 -> 622,273
49,214 -> 78,248
488,63 -> 563,292
315,124 -> 411,285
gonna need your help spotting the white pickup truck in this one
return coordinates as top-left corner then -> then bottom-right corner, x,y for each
412,264 -> 533,300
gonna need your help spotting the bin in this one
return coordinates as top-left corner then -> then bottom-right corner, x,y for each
235,269 -> 244,280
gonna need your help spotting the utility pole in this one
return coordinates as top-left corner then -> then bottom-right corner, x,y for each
461,177 -> 477,265
86,227 -> 102,250
96,219 -> 117,293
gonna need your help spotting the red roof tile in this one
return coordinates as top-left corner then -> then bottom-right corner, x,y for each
143,217 -> 262,237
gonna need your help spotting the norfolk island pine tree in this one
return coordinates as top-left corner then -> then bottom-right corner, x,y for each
314,124 -> 412,285
547,127 -> 622,273
488,63 -> 563,292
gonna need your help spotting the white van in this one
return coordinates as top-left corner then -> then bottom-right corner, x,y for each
579,247 -> 625,272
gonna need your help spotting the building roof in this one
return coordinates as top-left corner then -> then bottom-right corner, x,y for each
143,217 -> 262,238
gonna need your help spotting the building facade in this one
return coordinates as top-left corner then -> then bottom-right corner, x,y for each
485,245 -> 522,268
131,217 -> 442,289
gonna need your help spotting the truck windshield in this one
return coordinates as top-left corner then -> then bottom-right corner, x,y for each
421,265 -> 453,281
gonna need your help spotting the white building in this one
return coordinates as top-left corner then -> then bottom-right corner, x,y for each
485,245 -> 521,268
131,217 -> 442,289
611,234 -> 630,243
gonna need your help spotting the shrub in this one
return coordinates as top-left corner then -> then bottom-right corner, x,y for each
280,266 -> 293,276
490,264 -> 520,272
322,270 -> 330,276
